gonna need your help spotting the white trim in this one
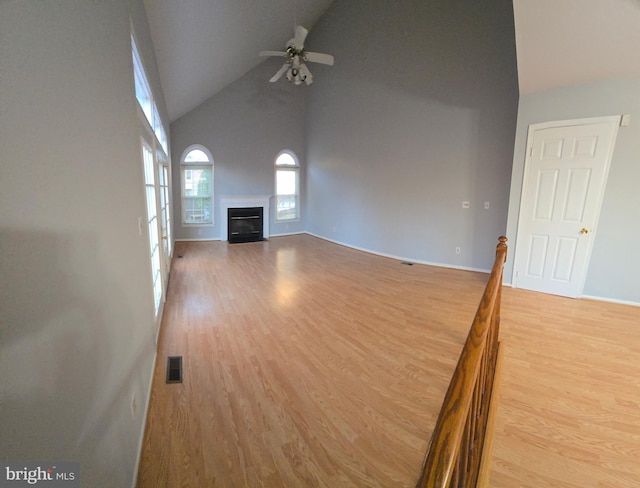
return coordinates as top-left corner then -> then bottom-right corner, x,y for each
581,295 -> 640,307
180,144 -> 213,165
512,115 -> 621,295
174,238 -> 221,242
269,231 -> 306,238
305,232 -> 491,274
275,149 -> 300,222
130,351 -> 157,488
275,149 -> 300,167
180,147 -> 214,226
503,283 -> 638,306
221,196 -> 271,241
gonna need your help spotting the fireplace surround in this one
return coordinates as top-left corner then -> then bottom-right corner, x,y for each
220,196 -> 270,242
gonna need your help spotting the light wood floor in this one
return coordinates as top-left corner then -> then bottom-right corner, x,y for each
491,286 -> 640,487
136,235 -> 640,487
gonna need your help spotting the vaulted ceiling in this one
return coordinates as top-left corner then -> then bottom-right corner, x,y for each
142,0 -> 336,122
143,0 -> 640,123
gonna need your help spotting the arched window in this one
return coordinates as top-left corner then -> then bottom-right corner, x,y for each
181,145 -> 213,225
275,150 -> 300,221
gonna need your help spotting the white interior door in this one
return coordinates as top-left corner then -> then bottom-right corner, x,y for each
513,116 -> 619,297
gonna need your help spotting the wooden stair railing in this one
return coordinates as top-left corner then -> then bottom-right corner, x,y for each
416,236 -> 508,488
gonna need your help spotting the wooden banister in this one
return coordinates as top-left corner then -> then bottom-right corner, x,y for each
416,236 -> 508,488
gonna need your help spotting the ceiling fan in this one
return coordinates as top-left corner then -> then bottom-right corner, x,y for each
259,25 -> 334,85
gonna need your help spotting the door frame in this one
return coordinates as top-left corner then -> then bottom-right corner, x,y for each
512,115 -> 621,297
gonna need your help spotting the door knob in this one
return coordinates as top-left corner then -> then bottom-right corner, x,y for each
580,228 -> 590,235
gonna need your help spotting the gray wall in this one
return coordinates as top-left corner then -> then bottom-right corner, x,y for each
171,62 -> 308,241
305,0 -> 519,270
505,78 -> 640,303
0,1 -> 166,486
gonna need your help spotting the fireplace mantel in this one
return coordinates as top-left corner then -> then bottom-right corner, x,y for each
220,196 -> 271,241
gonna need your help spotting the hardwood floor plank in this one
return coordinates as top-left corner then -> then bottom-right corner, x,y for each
136,235 -> 640,487
492,288 -> 640,488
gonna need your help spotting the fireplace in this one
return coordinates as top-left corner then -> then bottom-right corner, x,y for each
220,196 -> 271,242
228,207 -> 263,243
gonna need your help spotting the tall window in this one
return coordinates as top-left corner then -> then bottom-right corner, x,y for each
132,31 -> 171,319
142,139 -> 163,313
275,151 -> 300,221
181,146 -> 213,225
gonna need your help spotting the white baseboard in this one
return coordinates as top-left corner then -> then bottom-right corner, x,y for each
581,295 -> 640,307
131,350 -> 157,488
174,237 -> 221,242
503,284 -> 639,307
269,231 -> 306,238
305,232 -> 490,274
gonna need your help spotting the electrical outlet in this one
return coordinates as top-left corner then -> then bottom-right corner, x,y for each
462,201 -> 470,209
456,247 -> 461,254
131,392 -> 137,420
484,201 -> 490,210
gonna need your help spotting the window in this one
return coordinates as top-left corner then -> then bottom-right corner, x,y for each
152,104 -> 168,154
132,29 -> 172,320
132,36 -> 152,124
181,146 -> 213,225
275,151 -> 300,221
142,139 -> 163,314
132,34 -> 168,154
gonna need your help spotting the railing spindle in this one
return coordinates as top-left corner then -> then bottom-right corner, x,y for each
416,237 -> 507,488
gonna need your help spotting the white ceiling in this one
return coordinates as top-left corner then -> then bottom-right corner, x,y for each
513,0 -> 640,94
144,0 -> 640,122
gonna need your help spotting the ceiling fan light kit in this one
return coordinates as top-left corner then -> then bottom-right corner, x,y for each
259,25 -> 334,86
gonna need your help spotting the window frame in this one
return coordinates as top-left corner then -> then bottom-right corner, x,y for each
181,145 -> 214,226
274,150 -> 300,222
132,28 -> 172,322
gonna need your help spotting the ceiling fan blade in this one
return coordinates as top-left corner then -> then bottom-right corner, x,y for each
259,50 -> 287,58
293,25 -> 308,49
305,52 -> 334,66
269,63 -> 290,82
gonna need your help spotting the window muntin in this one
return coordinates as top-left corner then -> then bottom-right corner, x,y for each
275,151 -> 300,221
181,146 -> 213,225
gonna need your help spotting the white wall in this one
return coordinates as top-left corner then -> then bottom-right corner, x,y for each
0,1 -> 166,486
505,78 -> 640,303
304,0 -> 520,270
171,62 -> 308,241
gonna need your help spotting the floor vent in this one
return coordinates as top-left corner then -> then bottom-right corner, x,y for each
177,254 -> 184,258
166,356 -> 183,384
